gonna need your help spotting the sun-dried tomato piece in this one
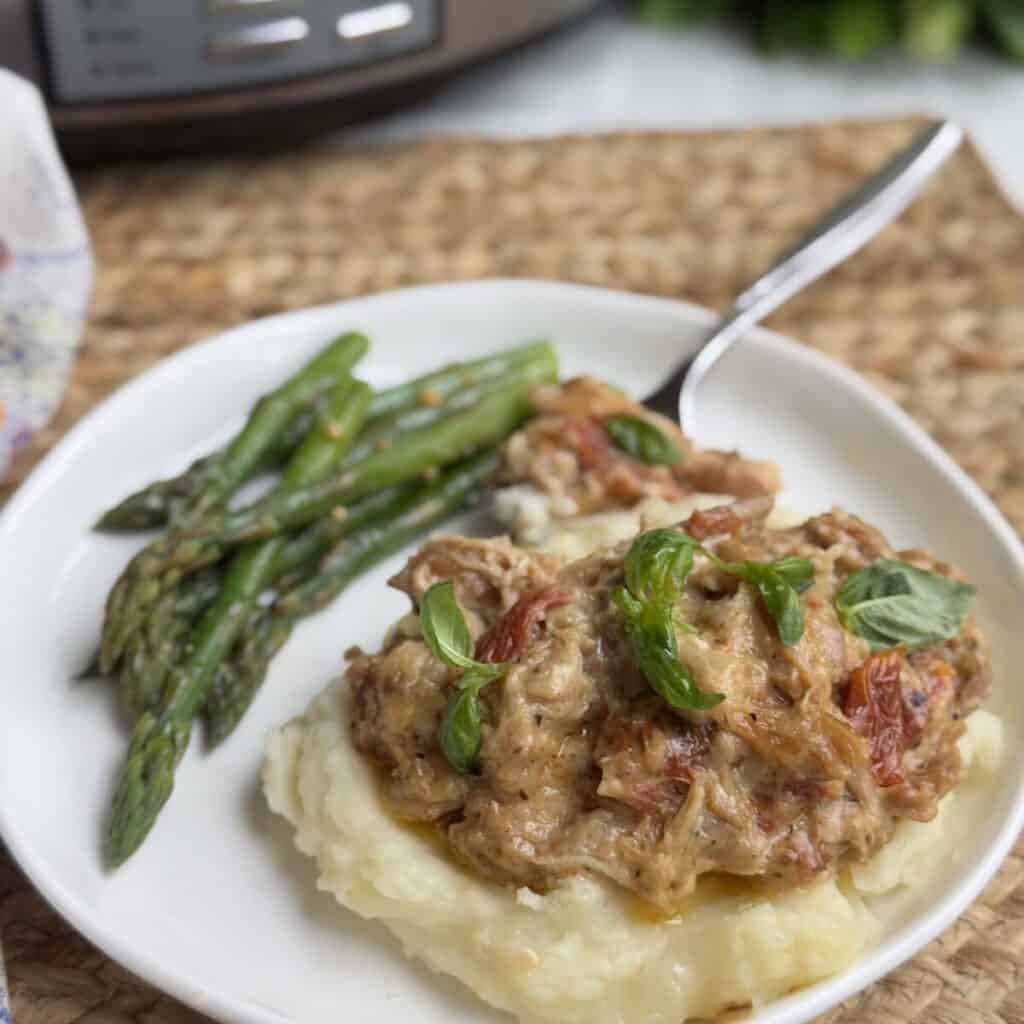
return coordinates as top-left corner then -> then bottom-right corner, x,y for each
566,417 -> 613,470
475,588 -> 570,664
842,650 -> 906,787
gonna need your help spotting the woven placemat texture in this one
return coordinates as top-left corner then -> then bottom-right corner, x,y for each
2,118 -> 1023,1023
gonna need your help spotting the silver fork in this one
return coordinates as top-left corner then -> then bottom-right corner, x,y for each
642,120 -> 964,432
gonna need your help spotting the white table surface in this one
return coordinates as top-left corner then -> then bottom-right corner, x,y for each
350,3 -> 1024,208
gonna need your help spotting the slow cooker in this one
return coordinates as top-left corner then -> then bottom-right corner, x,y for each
0,0 -> 600,160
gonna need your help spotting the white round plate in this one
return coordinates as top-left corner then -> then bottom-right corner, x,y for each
0,280 -> 1021,1024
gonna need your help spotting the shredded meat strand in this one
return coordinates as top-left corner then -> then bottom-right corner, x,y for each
683,496 -> 774,541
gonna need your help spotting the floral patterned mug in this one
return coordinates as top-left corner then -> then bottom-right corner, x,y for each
0,68 -> 93,1020
0,69 -> 93,483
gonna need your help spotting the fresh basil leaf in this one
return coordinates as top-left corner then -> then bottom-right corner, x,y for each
440,685 -> 483,774
605,414 -> 682,466
612,584 -> 645,621
706,557 -> 811,646
457,663 -> 507,689
836,558 -> 914,607
420,581 -> 479,671
837,559 -> 974,611
422,582 -> 511,772
615,586 -> 682,650
835,559 -> 975,651
742,564 -> 805,646
625,617 -> 724,711
769,556 -> 815,594
624,528 -> 700,605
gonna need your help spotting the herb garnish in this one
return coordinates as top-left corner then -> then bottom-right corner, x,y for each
623,527 -> 701,604
604,414 -> 682,466
705,553 -> 815,647
420,581 -> 509,774
614,528 -> 816,713
834,559 -> 975,651
613,588 -> 723,710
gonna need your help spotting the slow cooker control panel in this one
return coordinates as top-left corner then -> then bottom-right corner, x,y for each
40,0 -> 440,102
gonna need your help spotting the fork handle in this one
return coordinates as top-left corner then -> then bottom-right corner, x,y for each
677,120 -> 963,434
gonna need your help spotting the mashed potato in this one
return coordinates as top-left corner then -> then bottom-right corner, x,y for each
263,496 -> 1004,1023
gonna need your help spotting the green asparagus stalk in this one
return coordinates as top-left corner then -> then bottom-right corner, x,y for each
110,487 -> 413,719
270,482 -> 421,589
95,404 -> 323,533
363,340 -> 553,419
104,377 -> 371,866
340,347 -> 556,467
117,568 -> 227,717
102,378 -> 537,670
99,334 -> 368,672
118,592 -> 194,719
203,449 -> 500,744
278,448 -> 501,619
95,341 -> 553,533
79,569 -> 222,683
214,380 -> 533,543
201,611 -> 294,747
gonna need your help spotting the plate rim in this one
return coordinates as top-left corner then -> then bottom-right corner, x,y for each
1,277 -> 1021,1024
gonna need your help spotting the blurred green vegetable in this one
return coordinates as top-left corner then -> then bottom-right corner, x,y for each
980,0 -> 1024,60
904,0 -> 975,59
825,0 -> 897,58
635,0 -> 1023,62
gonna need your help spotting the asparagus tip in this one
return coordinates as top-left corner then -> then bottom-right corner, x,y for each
103,715 -> 181,868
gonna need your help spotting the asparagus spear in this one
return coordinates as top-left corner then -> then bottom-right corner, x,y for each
201,489 -> 411,736
201,611 -> 293,746
102,378 -> 537,667
106,487 -> 417,716
270,482 -> 421,590
278,449 -> 500,619
209,380 -> 532,543
104,377 -> 371,865
95,404 -> 322,532
79,569 -> 222,684
363,340 -> 554,419
119,592 -> 194,719
99,333 -> 368,672
203,449 -> 499,743
94,341 -> 554,533
340,349 -> 556,467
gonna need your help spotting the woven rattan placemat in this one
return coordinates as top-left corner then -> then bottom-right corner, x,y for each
1,118 -> 1022,1023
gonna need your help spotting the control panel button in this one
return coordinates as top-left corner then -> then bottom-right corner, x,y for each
39,0 -> 438,102
207,17 -> 309,59
206,0 -> 302,14
337,3 -> 412,40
